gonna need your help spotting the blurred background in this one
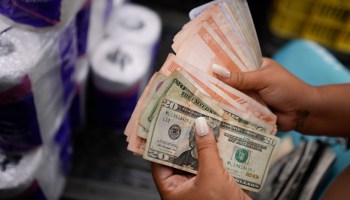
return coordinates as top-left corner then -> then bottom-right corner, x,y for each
0,0 -> 350,199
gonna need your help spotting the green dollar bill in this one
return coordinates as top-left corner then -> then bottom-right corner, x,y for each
138,70 -> 225,138
143,96 -> 280,192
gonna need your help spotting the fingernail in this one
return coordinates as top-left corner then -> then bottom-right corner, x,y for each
212,64 -> 231,79
195,117 -> 209,137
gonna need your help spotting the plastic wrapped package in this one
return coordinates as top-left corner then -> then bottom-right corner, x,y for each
0,76 -> 42,152
104,0 -> 114,24
91,38 -> 151,129
0,19 -> 78,153
69,0 -> 91,130
0,116 -> 72,200
69,57 -> 89,131
57,20 -> 78,104
0,0 -> 84,28
75,0 -> 91,56
53,115 -> 73,177
87,0 -> 112,53
0,147 -> 45,199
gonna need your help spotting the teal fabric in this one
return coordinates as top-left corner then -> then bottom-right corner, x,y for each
272,39 -> 350,199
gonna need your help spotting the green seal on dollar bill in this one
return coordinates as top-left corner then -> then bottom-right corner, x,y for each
235,148 -> 249,163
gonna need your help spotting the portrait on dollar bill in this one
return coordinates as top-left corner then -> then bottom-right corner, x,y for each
173,124 -> 199,169
173,117 -> 220,170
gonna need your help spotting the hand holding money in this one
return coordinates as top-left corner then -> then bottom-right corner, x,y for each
125,0 -> 280,193
215,57 -> 315,132
152,117 -> 251,200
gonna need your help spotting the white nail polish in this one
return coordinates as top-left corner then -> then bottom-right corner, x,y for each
212,64 -> 231,79
195,117 -> 209,137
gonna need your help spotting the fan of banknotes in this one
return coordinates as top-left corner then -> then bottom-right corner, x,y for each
125,0 -> 280,193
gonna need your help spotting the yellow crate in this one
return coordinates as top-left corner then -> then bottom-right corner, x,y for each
310,0 -> 350,26
335,27 -> 350,53
270,10 -> 306,38
270,0 -> 350,54
303,0 -> 350,52
269,0 -> 315,38
277,0 -> 315,14
302,21 -> 340,47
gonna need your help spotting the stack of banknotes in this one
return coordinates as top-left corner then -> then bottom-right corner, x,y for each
125,0 -> 280,192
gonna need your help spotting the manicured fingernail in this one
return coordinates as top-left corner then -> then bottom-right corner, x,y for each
212,64 -> 231,79
195,117 -> 209,137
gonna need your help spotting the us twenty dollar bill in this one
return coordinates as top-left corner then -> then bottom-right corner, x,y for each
138,70 -> 225,139
138,70 -> 274,139
143,97 -> 280,192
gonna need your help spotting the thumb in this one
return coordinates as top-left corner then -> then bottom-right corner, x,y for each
194,117 -> 223,174
212,63 -> 265,91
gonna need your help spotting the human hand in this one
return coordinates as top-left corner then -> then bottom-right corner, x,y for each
213,58 -> 316,132
152,117 -> 251,200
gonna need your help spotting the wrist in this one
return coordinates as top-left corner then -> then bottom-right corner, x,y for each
296,85 -> 321,133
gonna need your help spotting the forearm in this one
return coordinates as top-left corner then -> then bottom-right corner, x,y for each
298,84 -> 350,136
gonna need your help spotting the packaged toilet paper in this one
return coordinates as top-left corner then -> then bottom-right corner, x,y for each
0,0 -> 84,28
70,57 -> 89,131
87,0 -> 113,54
54,115 -> 73,176
0,116 -> 71,200
105,3 -> 162,52
105,3 -> 162,91
75,0 -> 91,56
0,19 -> 77,153
106,3 -> 162,49
91,38 -> 151,129
0,148 -> 45,199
